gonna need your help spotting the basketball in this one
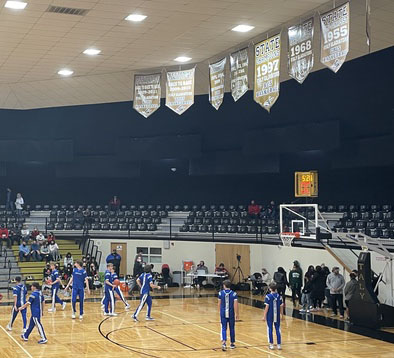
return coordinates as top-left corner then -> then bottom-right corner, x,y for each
46,279 -> 52,284
113,279 -> 121,286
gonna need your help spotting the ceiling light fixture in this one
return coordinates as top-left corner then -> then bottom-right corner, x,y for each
232,24 -> 254,33
5,1 -> 27,10
174,56 -> 191,63
125,14 -> 147,22
58,69 -> 74,76
83,48 -> 101,56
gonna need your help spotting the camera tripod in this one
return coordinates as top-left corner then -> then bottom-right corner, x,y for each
231,254 -> 245,283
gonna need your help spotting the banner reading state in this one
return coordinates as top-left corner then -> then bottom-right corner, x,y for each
166,68 -> 195,115
133,73 -> 161,118
320,2 -> 350,73
209,57 -> 226,110
254,34 -> 281,112
288,18 -> 314,84
230,48 -> 248,102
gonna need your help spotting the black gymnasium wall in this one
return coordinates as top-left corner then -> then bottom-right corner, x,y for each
0,46 -> 393,205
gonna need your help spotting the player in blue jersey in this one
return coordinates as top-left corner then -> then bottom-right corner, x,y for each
218,280 -> 239,351
263,282 -> 284,350
131,265 -> 160,322
19,282 -> 47,344
112,269 -> 130,310
103,263 -> 117,316
6,276 -> 27,333
65,260 -> 90,319
48,262 -> 66,312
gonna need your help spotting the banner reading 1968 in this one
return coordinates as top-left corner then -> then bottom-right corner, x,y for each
288,18 -> 314,84
209,57 -> 226,110
165,68 -> 195,115
254,34 -> 281,112
230,48 -> 248,102
133,73 -> 161,118
320,2 -> 350,73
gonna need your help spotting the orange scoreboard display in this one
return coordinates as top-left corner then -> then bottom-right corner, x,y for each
295,171 -> 318,197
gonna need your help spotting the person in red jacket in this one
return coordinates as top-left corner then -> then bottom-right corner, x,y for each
248,200 -> 261,217
0,224 -> 10,250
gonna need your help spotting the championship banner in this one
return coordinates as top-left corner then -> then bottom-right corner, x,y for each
320,2 -> 350,73
288,18 -> 314,84
165,68 -> 195,115
254,34 -> 281,112
230,48 -> 248,102
209,57 -> 226,110
133,73 -> 161,118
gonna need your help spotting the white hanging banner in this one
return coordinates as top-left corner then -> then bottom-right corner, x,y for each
254,33 -> 281,113
320,2 -> 350,73
230,48 -> 249,102
288,17 -> 314,84
209,57 -> 226,110
165,68 -> 195,115
133,73 -> 161,118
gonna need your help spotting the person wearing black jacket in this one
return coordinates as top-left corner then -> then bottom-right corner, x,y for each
289,264 -> 302,306
311,266 -> 326,311
273,267 -> 288,305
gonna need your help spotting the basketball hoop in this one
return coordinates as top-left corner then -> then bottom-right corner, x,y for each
280,232 -> 300,247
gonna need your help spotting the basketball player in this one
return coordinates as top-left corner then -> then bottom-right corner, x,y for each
48,262 -> 66,312
111,268 -> 130,310
131,265 -> 160,321
19,282 -> 47,344
103,263 -> 117,316
218,280 -> 239,351
6,276 -> 27,333
263,282 -> 283,350
65,260 -> 90,319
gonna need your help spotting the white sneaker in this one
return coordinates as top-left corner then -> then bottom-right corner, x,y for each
299,309 -> 306,313
79,315 -> 83,320
109,313 -> 118,316
71,313 -> 76,319
22,329 -> 27,334
62,302 -> 67,310
277,344 -> 282,350
145,316 -> 155,321
6,324 -> 12,331
103,312 -> 110,316
125,304 -> 130,310
269,344 -> 274,350
48,308 -> 56,313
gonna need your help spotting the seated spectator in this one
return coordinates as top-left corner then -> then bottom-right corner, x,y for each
64,252 -> 73,268
49,240 -> 60,261
109,195 -> 121,211
63,263 -> 73,283
19,241 -> 30,261
261,268 -> 272,286
0,224 -> 10,250
47,232 -> 55,244
248,200 -> 261,217
194,260 -> 208,288
31,227 -> 39,240
267,200 -> 277,218
213,262 -> 229,289
30,240 -> 41,261
9,228 -> 21,246
40,242 -> 51,262
36,232 -> 46,246
21,225 -> 30,242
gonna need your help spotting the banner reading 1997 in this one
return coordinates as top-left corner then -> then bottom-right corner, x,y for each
320,2 -> 350,73
165,68 -> 195,115
254,34 -> 281,112
133,73 -> 161,118
288,18 -> 314,84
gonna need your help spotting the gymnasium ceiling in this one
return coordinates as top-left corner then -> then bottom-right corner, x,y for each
0,0 -> 393,109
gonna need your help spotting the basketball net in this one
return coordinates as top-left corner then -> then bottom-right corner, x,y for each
280,232 -> 300,247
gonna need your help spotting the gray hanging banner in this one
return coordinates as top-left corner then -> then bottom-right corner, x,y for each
230,48 -> 249,102
165,68 -> 195,115
320,2 -> 350,73
288,17 -> 314,84
133,73 -> 161,118
209,57 -> 226,110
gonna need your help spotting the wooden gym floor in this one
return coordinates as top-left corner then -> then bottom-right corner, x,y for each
0,288 -> 393,358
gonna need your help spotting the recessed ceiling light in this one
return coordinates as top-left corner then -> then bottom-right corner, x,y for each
232,24 -> 254,33
125,14 -> 147,22
83,48 -> 101,56
174,56 -> 191,63
5,1 -> 27,10
58,69 -> 74,76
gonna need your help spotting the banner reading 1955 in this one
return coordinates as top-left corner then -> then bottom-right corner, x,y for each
254,34 -> 281,112
320,2 -> 350,73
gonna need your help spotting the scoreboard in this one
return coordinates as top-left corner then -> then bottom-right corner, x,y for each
295,171 -> 318,197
